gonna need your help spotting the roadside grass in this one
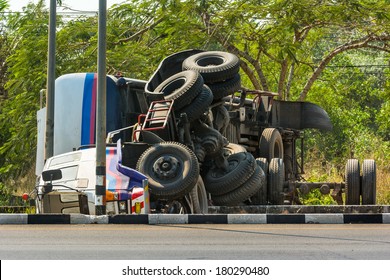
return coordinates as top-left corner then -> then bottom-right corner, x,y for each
14,164 -> 37,196
1,165 -> 36,213
0,206 -> 35,214
376,169 -> 390,205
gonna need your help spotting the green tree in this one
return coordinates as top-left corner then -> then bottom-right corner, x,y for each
103,0 -> 390,100
190,0 -> 390,101
0,0 -> 9,99
0,0 -> 10,180
0,1 -> 50,182
0,0 -> 7,11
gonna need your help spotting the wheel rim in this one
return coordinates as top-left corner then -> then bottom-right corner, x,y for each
136,142 -> 199,199
152,156 -> 180,180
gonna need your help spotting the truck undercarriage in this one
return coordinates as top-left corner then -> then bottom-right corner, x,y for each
33,49 -> 377,214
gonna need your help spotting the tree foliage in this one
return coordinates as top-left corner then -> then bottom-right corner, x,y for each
0,0 -> 49,180
0,0 -> 9,98
0,0 -> 7,11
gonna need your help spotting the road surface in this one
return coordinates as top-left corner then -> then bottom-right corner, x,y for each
0,224 -> 389,259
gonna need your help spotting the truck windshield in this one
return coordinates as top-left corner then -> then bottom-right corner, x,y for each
53,165 -> 79,182
49,152 -> 82,167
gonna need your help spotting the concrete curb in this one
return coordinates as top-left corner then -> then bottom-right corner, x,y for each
228,214 -> 267,224
305,214 -> 344,224
0,213 -> 389,224
0,214 -> 28,224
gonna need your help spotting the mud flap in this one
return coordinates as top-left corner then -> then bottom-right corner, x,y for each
271,100 -> 333,131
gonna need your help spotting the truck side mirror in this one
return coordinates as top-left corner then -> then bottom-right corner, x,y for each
41,169 -> 62,194
42,169 -> 62,182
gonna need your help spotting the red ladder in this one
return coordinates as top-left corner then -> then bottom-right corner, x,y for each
133,100 -> 174,141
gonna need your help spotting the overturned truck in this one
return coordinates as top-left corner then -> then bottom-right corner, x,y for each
33,49 -> 377,215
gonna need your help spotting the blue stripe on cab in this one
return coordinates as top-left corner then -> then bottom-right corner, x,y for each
81,73 -> 94,145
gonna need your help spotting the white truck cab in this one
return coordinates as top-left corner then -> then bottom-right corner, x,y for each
36,144 -> 149,215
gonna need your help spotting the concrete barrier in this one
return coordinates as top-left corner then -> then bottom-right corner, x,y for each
1,213 -> 389,224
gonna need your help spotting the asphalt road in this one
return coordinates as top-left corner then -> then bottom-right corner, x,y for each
0,224 -> 389,260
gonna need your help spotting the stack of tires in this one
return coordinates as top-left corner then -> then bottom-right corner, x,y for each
152,51 -> 242,120
153,70 -> 213,122
256,128 -> 286,205
182,51 -> 242,101
204,151 -> 266,206
136,51 -> 267,209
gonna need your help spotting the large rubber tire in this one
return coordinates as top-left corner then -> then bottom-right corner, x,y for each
182,51 -> 240,83
189,176 -> 209,214
177,85 -> 213,122
207,73 -> 241,100
361,159 -> 376,205
136,142 -> 199,199
251,158 -> 268,205
268,158 -> 285,205
223,143 -> 247,157
154,70 -> 203,110
345,159 -> 360,205
259,128 -> 284,163
204,152 -> 256,195
212,165 -> 264,206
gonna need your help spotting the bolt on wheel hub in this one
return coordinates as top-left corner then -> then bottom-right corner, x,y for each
153,156 -> 180,179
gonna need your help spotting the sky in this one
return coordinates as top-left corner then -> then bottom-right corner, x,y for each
7,0 -> 126,12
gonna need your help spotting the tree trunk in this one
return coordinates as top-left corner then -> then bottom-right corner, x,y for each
286,63 -> 295,101
225,44 -> 269,91
240,60 -> 261,90
278,59 -> 288,99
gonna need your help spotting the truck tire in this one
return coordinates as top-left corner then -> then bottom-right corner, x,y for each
345,159 -> 360,205
251,158 -> 268,205
259,128 -> 284,163
212,164 -> 264,206
189,176 -> 209,214
361,159 -> 376,205
178,85 -> 213,122
204,152 -> 256,195
223,143 -> 247,157
182,51 -> 240,83
268,158 -> 285,205
207,73 -> 241,100
136,142 -> 199,199
154,70 -> 203,110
